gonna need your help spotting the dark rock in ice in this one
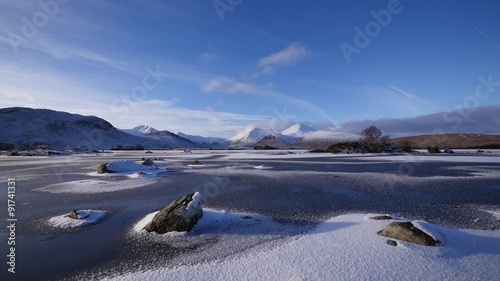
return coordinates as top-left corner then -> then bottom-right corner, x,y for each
67,210 -> 89,220
378,222 -> 440,246
97,162 -> 110,174
191,160 -> 204,166
370,215 -> 393,220
386,239 -> 398,246
142,158 -> 155,166
144,193 -> 203,234
68,210 -> 80,219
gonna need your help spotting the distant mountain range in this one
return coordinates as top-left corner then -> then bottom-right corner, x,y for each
120,125 -> 229,147
121,125 -> 158,136
177,132 -> 230,147
229,123 -> 359,148
1,107 -> 498,151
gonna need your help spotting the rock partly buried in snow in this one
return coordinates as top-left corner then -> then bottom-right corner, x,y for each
386,239 -> 398,246
67,210 -> 90,220
378,222 -> 440,246
68,210 -> 81,219
191,160 -> 204,166
98,162 -> 110,174
370,215 -> 393,220
102,160 -> 159,173
142,158 -> 155,166
50,209 -> 107,228
144,192 -> 203,234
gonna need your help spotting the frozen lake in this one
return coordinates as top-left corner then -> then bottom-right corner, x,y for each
1,150 -> 499,280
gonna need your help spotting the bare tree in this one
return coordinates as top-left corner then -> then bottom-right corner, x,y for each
360,125 -> 388,153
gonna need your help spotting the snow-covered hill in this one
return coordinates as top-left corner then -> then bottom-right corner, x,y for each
231,123 -> 359,148
121,125 -> 158,136
281,123 -> 316,137
230,127 -> 282,145
0,107 -> 194,150
177,132 -> 229,147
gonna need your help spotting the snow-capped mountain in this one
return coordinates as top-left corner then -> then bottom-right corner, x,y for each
281,123 -> 316,137
0,108 -> 194,150
121,125 -> 158,136
230,127 -> 282,144
230,123 -> 359,148
177,132 -> 229,147
123,127 -> 207,147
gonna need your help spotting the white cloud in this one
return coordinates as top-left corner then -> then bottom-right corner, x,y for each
97,99 -> 268,137
200,51 -> 220,64
0,62 -> 267,138
330,83 -> 439,119
257,44 -> 308,74
378,86 -> 438,116
34,38 -> 137,73
200,76 -> 257,94
389,86 -> 436,109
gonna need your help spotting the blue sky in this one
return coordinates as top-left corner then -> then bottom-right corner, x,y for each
0,0 -> 499,137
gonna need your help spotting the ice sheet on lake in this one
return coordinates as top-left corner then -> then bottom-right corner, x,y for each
88,160 -> 167,178
38,178 -> 157,194
355,154 -> 500,163
253,165 -> 273,170
48,210 -> 107,228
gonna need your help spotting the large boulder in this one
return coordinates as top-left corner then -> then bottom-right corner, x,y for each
378,222 -> 440,246
97,162 -> 110,174
144,193 -> 203,234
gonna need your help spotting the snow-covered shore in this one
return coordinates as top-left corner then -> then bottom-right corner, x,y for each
108,213 -> 500,280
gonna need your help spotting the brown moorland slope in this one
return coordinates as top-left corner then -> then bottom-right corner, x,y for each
391,134 -> 500,149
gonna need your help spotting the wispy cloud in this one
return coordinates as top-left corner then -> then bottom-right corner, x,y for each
92,99 -> 268,137
0,69 -> 267,137
257,44 -> 308,74
199,45 -> 223,64
32,38 -> 138,73
200,76 -> 257,94
475,26 -> 500,50
389,86 -> 436,114
200,51 -> 220,64
340,84 -> 439,118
